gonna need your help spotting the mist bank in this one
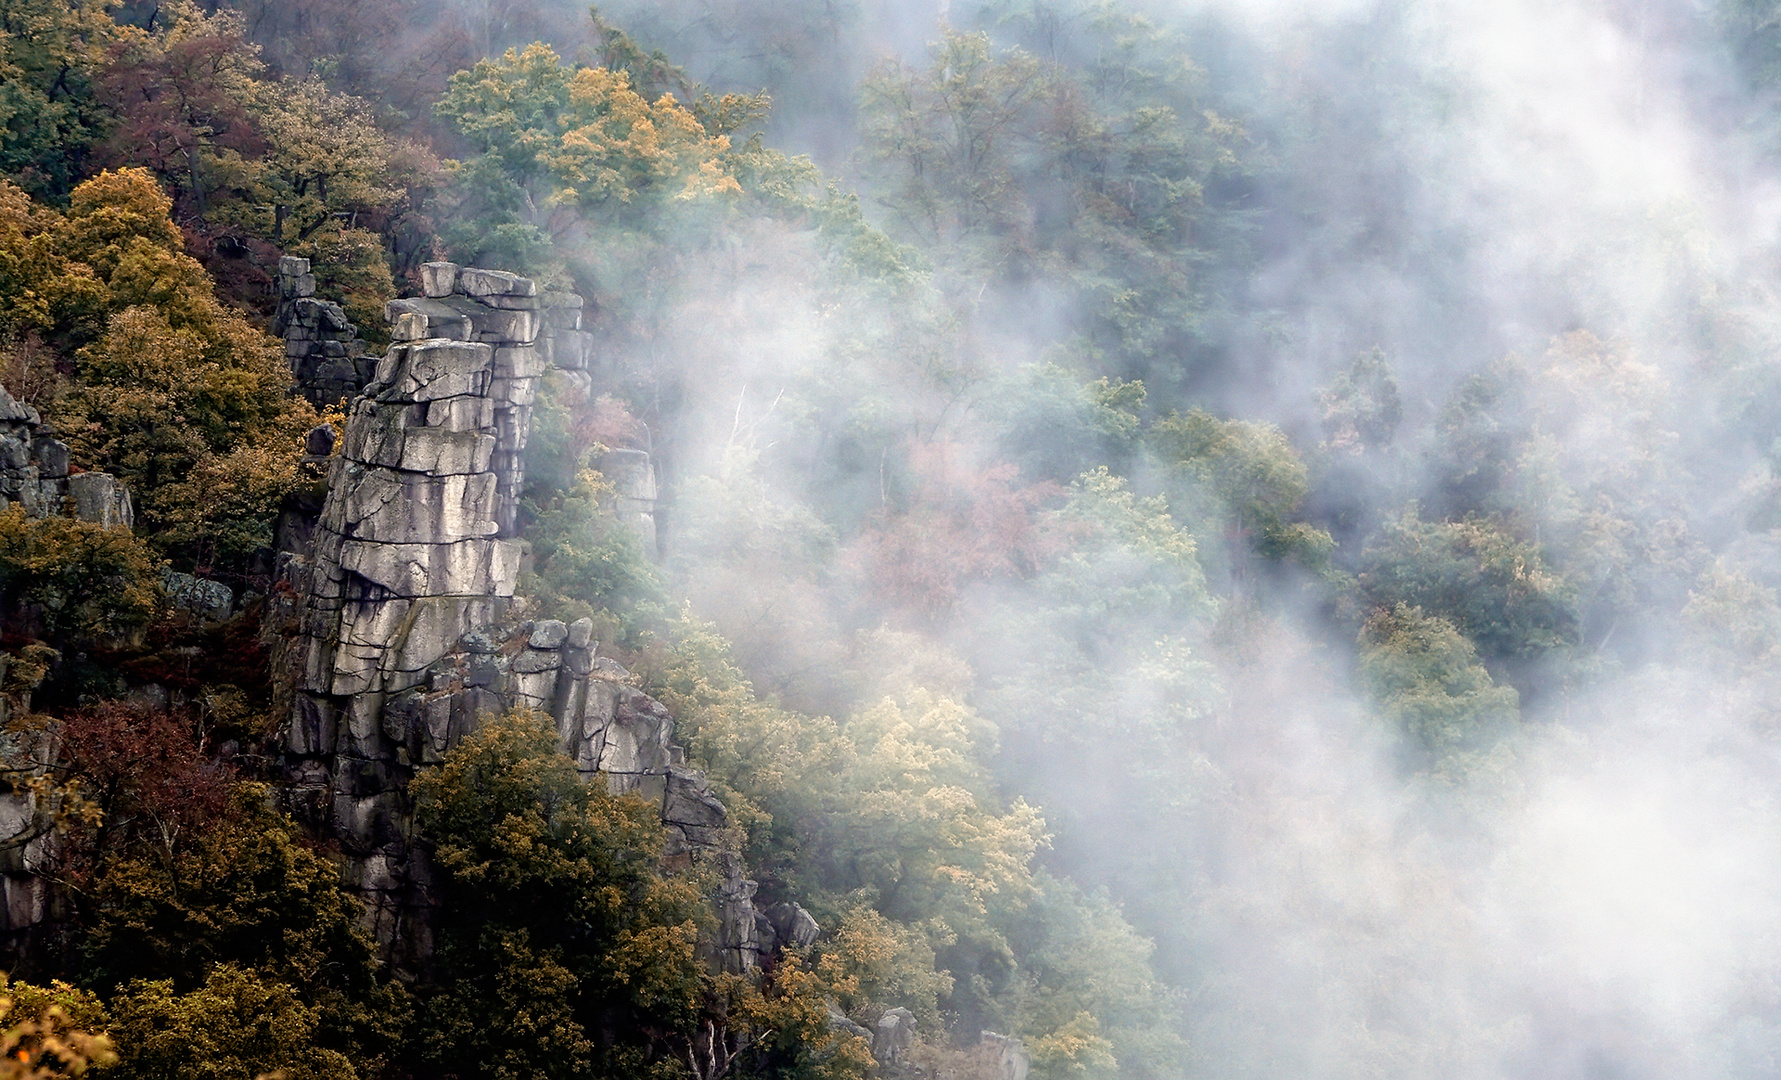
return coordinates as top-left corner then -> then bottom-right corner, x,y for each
565,1 -> 1781,1075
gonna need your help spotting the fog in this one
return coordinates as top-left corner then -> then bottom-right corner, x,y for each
438,0 -> 1781,1074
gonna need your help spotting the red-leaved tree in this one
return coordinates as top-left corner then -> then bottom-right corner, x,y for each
851,440 -> 1063,620
55,701 -> 235,881
96,5 -> 265,219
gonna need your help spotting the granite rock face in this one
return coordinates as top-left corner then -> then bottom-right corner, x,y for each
281,265 -> 771,972
0,385 -> 131,528
275,257 -> 378,408
0,387 -> 134,945
598,448 -> 658,553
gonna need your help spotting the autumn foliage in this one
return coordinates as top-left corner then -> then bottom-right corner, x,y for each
852,441 -> 1063,619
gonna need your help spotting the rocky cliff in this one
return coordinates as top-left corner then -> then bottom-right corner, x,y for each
0,392 -> 133,937
278,264 -> 769,972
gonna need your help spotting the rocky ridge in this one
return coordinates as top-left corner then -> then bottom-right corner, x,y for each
280,263 -> 770,971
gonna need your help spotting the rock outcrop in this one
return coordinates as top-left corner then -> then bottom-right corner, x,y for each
275,256 -> 377,408
0,386 -> 134,942
874,1008 -> 917,1069
280,264 -> 769,972
0,386 -> 131,528
976,1033 -> 1030,1080
598,447 -> 659,553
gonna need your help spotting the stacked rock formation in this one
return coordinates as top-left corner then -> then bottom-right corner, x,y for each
282,265 -> 769,970
286,267 -> 546,840
0,385 -> 133,938
0,385 -> 131,528
275,256 -> 376,408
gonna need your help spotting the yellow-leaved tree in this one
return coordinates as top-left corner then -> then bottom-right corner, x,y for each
17,168 -> 322,570
432,42 -> 741,270
0,977 -> 113,1080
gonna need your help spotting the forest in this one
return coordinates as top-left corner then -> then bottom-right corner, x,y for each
0,0 -> 1778,1077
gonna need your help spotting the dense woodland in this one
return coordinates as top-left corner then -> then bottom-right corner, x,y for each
1,0 -> 1781,1077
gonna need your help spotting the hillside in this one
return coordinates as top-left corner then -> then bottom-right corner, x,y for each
0,2 -> 1778,1079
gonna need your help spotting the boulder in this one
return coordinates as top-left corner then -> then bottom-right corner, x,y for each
0,388 -> 28,424
162,570 -> 234,622
493,346 -> 546,379
384,297 -> 473,341
305,423 -> 338,457
325,467 -> 500,545
419,261 -> 459,298
438,296 -> 539,344
874,1009 -> 916,1067
542,296 -> 584,330
765,901 -> 821,950
66,473 -> 133,529
547,328 -> 597,370
31,438 -> 68,479
663,769 -> 727,829
529,619 -> 568,649
827,1003 -> 872,1043
390,312 -> 429,341
457,267 -> 536,298
567,617 -> 595,649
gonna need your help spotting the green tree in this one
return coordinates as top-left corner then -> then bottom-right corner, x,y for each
1357,508 -> 1579,666
105,965 -> 356,1080
21,168 -> 322,566
856,20 -> 1247,379
1026,467 -> 1216,650
0,0 -> 116,203
1320,348 -> 1402,453
80,784 -> 408,1074
0,976 -> 113,1079
0,180 -> 106,342
410,709 -> 707,1080
521,465 -> 666,645
1722,0 -> 1781,151
94,1 -> 263,220
1358,603 -> 1520,773
432,42 -> 739,270
0,507 -> 160,644
857,30 -> 1054,268
245,77 -> 398,243
1152,408 -> 1333,570
644,617 -> 1051,1041
981,366 -> 1146,483
667,446 -> 849,712
1007,875 -> 1185,1080
968,470 -> 1224,990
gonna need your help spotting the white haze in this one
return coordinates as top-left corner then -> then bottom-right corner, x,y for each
511,0 -> 1781,1073
1155,1 -> 1781,1075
